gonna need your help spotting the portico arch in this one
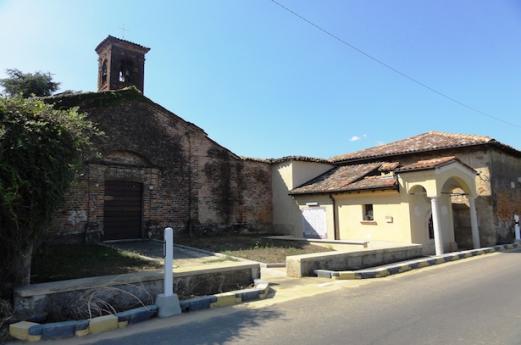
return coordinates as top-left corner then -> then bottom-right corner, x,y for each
440,176 -> 480,250
399,157 -> 480,255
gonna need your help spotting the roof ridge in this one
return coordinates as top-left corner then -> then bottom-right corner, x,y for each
426,130 -> 493,141
95,35 -> 150,53
330,130 -> 503,163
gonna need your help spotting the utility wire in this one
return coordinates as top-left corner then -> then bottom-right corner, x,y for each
269,0 -> 521,128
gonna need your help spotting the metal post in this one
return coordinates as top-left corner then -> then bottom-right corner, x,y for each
430,197 -> 444,256
155,227 -> 181,317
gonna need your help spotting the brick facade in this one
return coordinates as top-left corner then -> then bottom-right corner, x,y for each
46,89 -> 272,242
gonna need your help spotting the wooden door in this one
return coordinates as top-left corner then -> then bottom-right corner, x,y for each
103,181 -> 143,240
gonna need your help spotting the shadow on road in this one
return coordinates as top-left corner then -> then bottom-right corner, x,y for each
86,307 -> 285,345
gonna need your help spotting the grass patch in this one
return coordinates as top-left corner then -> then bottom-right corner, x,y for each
201,255 -> 240,264
177,235 -> 333,263
31,244 -> 162,283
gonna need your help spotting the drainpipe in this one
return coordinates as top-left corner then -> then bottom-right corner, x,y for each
329,194 -> 339,240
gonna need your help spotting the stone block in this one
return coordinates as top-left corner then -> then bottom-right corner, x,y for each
398,265 -> 411,273
38,320 -> 79,340
116,305 -> 158,324
314,270 -> 332,278
239,289 -> 261,302
374,269 -> 390,278
211,292 -> 241,308
180,296 -> 217,312
89,314 -> 118,334
387,266 -> 401,275
9,321 -> 41,342
333,271 -> 357,280
75,328 -> 89,337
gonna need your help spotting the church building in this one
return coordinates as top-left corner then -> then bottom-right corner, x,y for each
47,36 -> 521,256
46,36 -> 272,242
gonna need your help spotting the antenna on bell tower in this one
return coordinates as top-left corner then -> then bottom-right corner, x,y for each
119,25 -> 128,39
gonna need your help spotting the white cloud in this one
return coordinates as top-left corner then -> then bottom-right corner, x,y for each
350,134 -> 367,142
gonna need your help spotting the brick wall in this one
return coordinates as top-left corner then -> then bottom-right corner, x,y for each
46,91 -> 272,242
488,148 -> 521,243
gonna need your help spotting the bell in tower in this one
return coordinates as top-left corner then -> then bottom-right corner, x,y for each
95,35 -> 150,93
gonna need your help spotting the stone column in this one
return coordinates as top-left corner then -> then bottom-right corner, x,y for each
431,197 -> 444,256
469,197 -> 481,249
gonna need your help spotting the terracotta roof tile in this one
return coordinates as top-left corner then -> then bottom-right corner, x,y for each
289,155 -> 478,195
395,156 -> 476,174
95,35 -> 150,53
379,162 -> 400,171
269,156 -> 332,164
330,131 -> 494,162
289,163 -> 383,195
341,175 -> 397,192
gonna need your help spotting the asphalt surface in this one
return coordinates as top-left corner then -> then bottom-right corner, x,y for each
55,249 -> 521,345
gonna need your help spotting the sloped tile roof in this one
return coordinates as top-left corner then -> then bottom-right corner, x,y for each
395,156 -> 476,174
95,35 -> 150,53
289,163 -> 384,195
289,155 -> 477,195
341,175 -> 398,192
330,131 -> 497,163
269,156 -> 332,164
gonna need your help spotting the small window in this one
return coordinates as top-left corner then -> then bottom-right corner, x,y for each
363,204 -> 374,221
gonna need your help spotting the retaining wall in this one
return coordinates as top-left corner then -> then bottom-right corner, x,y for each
14,262 -> 260,322
286,244 -> 423,277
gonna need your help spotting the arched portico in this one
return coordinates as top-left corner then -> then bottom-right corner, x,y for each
399,157 -> 480,255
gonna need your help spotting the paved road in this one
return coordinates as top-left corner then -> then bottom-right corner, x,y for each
61,249 -> 521,345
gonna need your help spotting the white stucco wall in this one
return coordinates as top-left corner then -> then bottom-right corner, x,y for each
271,160 -> 333,236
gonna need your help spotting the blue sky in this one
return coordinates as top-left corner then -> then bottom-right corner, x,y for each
1,0 -> 520,158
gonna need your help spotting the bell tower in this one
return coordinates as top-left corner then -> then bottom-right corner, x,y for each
95,35 -> 150,93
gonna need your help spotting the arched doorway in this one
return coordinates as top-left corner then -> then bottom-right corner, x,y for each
408,184 -> 437,254
441,177 -> 473,250
402,157 -> 481,255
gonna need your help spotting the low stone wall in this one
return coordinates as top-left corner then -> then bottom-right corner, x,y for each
14,262 -> 260,322
286,244 -> 423,278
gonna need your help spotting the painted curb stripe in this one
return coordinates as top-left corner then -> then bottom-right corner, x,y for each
13,282 -> 272,342
319,242 -> 519,281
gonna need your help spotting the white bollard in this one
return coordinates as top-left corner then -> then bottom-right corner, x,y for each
155,227 -> 181,317
164,227 -> 174,297
514,214 -> 521,241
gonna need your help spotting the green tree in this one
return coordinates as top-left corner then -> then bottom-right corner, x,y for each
0,69 -> 60,97
0,97 -> 100,300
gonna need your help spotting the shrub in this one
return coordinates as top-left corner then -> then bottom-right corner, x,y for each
0,96 -> 100,299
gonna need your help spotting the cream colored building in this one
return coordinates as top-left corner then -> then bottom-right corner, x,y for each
271,132 -> 521,255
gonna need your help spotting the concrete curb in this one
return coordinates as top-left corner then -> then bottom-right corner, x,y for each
9,280 -> 271,342
314,242 -> 521,280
